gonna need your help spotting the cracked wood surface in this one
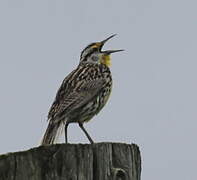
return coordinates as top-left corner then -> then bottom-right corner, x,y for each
0,143 -> 141,180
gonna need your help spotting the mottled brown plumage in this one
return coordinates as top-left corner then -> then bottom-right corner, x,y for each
41,35 -> 123,145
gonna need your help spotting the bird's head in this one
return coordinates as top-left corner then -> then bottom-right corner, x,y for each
80,34 -> 124,67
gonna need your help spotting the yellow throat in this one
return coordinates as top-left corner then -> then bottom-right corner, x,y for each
100,54 -> 111,67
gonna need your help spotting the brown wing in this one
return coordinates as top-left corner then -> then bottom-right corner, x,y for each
54,78 -> 105,118
48,65 -> 106,120
47,69 -> 77,120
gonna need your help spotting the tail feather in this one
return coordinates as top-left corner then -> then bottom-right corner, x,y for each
41,120 -> 64,145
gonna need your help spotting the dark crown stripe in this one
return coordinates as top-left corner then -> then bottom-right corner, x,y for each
80,43 -> 94,58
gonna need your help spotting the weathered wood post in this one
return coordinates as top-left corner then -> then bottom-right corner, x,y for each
0,143 -> 141,180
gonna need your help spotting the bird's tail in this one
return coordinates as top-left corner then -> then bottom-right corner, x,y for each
41,120 -> 64,145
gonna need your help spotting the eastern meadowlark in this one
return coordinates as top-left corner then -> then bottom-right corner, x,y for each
41,34 -> 123,145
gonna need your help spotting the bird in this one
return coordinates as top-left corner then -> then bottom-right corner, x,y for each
41,34 -> 123,145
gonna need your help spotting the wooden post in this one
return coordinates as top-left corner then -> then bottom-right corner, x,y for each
0,143 -> 141,180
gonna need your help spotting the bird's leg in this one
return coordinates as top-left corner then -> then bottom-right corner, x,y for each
78,122 -> 94,144
65,122 -> 69,144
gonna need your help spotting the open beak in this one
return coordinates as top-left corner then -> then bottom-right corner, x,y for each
102,49 -> 124,54
100,34 -> 117,45
99,34 -> 124,54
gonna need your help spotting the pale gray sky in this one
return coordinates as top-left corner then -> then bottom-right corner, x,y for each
0,0 -> 197,180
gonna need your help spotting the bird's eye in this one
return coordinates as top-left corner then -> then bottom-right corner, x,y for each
92,55 -> 98,61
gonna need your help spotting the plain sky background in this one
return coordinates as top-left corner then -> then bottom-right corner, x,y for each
0,0 -> 196,179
